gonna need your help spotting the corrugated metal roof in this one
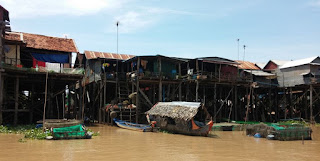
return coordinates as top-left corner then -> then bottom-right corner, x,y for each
198,57 -> 239,65
255,62 -> 267,69
84,50 -> 135,60
235,60 -> 261,70
280,56 -> 319,69
271,60 -> 289,66
244,70 -> 275,76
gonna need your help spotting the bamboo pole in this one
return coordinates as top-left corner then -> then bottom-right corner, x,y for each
43,72 -> 48,130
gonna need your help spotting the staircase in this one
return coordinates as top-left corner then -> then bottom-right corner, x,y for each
117,81 -> 130,103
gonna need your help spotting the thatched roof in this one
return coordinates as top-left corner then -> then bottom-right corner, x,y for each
145,102 -> 201,121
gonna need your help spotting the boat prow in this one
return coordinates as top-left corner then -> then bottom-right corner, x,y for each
113,119 -> 153,132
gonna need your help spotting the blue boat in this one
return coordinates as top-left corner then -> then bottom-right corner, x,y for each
113,118 -> 153,132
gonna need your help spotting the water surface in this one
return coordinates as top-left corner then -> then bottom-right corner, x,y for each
0,125 -> 319,161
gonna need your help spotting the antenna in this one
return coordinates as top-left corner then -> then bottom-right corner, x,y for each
243,45 -> 246,61
237,39 -> 240,60
116,21 -> 119,55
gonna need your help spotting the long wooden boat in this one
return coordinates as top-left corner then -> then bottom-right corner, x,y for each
113,119 -> 153,132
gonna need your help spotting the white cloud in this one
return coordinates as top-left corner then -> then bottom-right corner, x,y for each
0,0 -> 124,18
108,7 -> 205,34
111,11 -> 155,34
309,0 -> 320,7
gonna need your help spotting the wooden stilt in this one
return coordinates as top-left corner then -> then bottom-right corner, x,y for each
29,83 -> 34,123
214,83 -> 217,122
179,82 -> 182,101
158,57 -> 162,102
235,85 -> 238,121
310,85 -> 313,123
0,73 -> 2,125
136,57 -> 140,123
196,80 -> 199,102
103,77 -> 106,124
43,72 -> 48,129
99,80 -> 102,123
14,77 -> 19,125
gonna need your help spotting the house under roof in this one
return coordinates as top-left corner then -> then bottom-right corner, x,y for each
235,60 -> 261,70
280,56 -> 320,69
84,50 -> 135,60
5,32 -> 78,53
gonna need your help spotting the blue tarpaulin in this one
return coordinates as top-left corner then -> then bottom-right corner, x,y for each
32,53 -> 69,63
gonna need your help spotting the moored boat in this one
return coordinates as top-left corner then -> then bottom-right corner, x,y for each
113,118 -> 153,132
146,102 -> 213,136
51,124 -> 92,139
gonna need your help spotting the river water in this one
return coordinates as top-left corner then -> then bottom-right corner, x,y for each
0,125 -> 320,161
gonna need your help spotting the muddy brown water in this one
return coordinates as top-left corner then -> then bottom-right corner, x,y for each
0,125 -> 320,161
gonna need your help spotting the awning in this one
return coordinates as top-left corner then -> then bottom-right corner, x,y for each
32,53 -> 69,63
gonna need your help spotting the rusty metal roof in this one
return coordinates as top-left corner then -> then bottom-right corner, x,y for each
84,50 -> 135,60
235,60 -> 261,70
5,32 -> 78,53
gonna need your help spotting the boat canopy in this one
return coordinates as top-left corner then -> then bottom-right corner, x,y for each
145,102 -> 201,121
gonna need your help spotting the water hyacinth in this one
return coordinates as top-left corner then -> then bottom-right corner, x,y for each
0,125 -> 50,140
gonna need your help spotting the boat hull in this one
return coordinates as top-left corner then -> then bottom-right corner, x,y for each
114,119 -> 153,132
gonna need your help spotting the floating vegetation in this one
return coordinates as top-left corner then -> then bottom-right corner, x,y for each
0,125 -> 98,140
87,129 -> 100,136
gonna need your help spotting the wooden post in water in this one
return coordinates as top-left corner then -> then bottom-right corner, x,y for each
14,77 -> 19,125
158,57 -> 162,102
103,76 -> 106,124
0,23 -> 4,125
178,63 -> 182,101
235,85 -> 238,121
196,80 -> 199,102
136,57 -> 140,123
29,84 -> 34,123
214,83 -> 217,123
99,80 -> 102,123
310,84 -> 313,123
43,72 -> 48,130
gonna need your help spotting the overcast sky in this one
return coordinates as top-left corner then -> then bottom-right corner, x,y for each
1,0 -> 320,63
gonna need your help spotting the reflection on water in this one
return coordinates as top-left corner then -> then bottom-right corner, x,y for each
0,125 -> 320,161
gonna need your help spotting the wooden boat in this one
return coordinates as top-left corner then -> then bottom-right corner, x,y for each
113,118 -> 153,132
146,102 -> 214,136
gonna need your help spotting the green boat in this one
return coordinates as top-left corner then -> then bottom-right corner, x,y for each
51,124 -> 92,140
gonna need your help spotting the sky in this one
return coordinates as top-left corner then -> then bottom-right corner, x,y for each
1,0 -> 320,63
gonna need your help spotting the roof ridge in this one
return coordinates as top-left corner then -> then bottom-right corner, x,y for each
8,31 -> 75,40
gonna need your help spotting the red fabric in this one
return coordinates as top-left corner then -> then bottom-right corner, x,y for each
32,57 -> 46,68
